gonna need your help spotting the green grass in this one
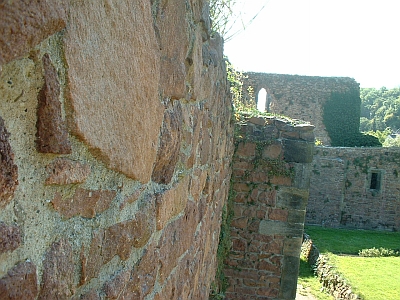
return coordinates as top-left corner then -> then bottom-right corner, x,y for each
305,225 -> 400,254
329,255 -> 400,300
301,225 -> 400,300
298,258 -> 334,300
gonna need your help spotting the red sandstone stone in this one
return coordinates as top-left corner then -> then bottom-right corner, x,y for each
103,270 -> 131,299
270,175 -> 292,186
36,54 -> 71,154
45,158 -> 90,185
152,103 -> 183,184
231,217 -> 248,229
0,1 -> 67,66
0,222 -> 21,254
190,168 -> 208,201
119,186 -> 146,210
79,290 -> 100,300
268,208 -> 289,222
262,143 -> 282,159
38,239 -> 74,300
236,142 -> 256,157
52,188 -> 116,219
232,239 -> 246,251
0,116 -> 18,208
156,176 -> 189,230
248,116 -> 265,126
85,207 -> 154,282
64,0 -> 163,182
0,261 -> 38,300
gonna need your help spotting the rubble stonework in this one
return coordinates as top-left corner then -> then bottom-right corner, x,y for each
242,73 -> 359,146
0,1 -> 233,299
224,115 -> 314,299
307,147 -> 400,231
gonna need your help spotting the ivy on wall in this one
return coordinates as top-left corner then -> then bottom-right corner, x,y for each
323,91 -> 381,147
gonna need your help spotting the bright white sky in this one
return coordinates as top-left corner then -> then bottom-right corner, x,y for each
223,0 -> 400,89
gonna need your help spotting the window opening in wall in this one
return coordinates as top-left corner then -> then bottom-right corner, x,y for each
370,171 -> 381,191
257,88 -> 267,112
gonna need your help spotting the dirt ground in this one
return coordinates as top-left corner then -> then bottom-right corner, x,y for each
296,284 -> 318,300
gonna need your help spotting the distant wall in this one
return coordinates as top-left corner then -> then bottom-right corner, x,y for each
0,1 -> 234,299
307,147 -> 400,231
242,73 -> 360,146
224,115 -> 314,299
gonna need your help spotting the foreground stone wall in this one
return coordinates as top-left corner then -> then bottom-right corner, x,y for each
0,1 -> 234,299
242,73 -> 359,146
224,115 -> 314,299
307,147 -> 400,231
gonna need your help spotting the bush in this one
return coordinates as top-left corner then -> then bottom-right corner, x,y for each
358,247 -> 400,257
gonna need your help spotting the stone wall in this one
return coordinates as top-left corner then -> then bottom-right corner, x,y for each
0,1 -> 234,299
224,115 -> 314,299
242,73 -> 359,146
307,147 -> 400,231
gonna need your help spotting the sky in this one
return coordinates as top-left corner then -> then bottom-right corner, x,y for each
223,0 -> 400,89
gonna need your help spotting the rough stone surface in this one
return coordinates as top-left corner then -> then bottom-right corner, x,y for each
308,147 -> 400,231
84,206 -> 155,282
64,0 -> 163,182
225,115 -> 314,299
243,73 -> 359,145
0,116 -> 18,208
0,222 -> 21,254
0,1 -> 67,66
103,270 -> 131,299
152,102 -> 183,184
51,188 -> 116,219
38,239 -> 74,300
45,158 -> 91,185
0,262 -> 38,300
35,53 -> 71,154
155,176 -> 189,230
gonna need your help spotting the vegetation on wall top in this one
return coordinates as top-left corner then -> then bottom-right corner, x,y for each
323,91 -> 381,147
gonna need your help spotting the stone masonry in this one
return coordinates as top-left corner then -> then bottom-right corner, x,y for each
224,115 -> 314,299
0,1 -> 234,299
307,147 -> 400,231
242,73 -> 359,146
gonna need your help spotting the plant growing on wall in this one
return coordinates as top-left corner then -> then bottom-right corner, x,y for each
323,91 -> 381,147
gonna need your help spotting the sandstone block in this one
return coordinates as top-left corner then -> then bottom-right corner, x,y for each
0,1 -> 66,66
156,176 -> 189,230
0,116 -> 18,208
268,208 -> 289,222
0,222 -> 21,254
103,270 -> 131,299
64,0 -> 163,182
152,102 -> 183,184
38,239 -> 74,300
35,54 -> 71,154
236,142 -> 256,158
282,138 -> 314,163
259,220 -> 303,237
51,188 -> 116,219
0,262 -> 38,300
262,143 -> 282,159
45,158 -> 90,185
276,187 -> 309,210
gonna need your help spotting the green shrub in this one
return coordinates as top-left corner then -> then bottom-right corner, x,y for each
358,247 -> 400,257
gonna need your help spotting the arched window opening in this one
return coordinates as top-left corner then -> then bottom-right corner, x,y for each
257,88 -> 267,112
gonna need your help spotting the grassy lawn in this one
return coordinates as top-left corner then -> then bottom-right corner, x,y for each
299,226 -> 400,300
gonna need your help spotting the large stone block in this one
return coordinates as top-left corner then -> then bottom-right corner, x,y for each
38,239 -> 74,300
0,116 -> 18,208
282,138 -> 314,163
64,0 -> 163,182
35,54 -> 71,154
0,262 -> 38,300
259,220 -> 303,237
276,187 -> 309,210
0,1 -> 66,66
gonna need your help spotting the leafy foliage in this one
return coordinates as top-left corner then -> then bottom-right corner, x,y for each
323,91 -> 381,147
358,247 -> 400,257
360,87 -> 400,132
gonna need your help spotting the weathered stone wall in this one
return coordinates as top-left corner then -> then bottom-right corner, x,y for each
242,73 -> 360,146
224,115 -> 314,299
0,1 -> 234,299
307,147 -> 400,231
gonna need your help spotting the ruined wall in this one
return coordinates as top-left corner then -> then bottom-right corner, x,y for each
307,147 -> 400,231
242,73 -> 359,146
0,1 -> 234,299
224,115 -> 314,299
